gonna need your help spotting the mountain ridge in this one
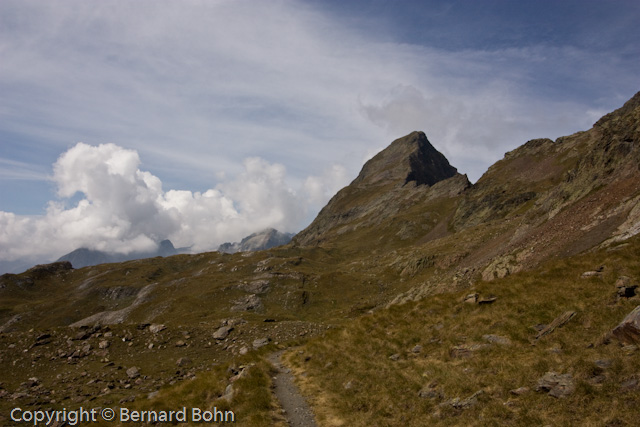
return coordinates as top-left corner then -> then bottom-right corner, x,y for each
1,91 -> 639,425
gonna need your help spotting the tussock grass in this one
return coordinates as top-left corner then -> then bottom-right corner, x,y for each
287,236 -> 640,426
135,349 -> 286,427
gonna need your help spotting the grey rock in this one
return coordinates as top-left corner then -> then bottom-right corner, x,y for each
126,367 -> 140,379
252,337 -> 270,349
510,386 -> 530,396
149,324 -> 166,334
536,372 -> 575,398
482,334 -> 511,345
231,294 -> 263,312
213,326 -> 234,340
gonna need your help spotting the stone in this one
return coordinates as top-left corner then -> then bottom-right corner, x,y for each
389,353 -> 400,361
463,293 -> 478,304
221,384 -> 234,401
482,334 -> 511,345
411,344 -> 423,353
477,296 -> 497,305
176,357 -> 192,367
231,294 -> 263,312
581,271 -> 601,278
449,343 -> 486,358
616,276 -> 638,299
536,372 -> 575,398
535,311 -> 576,340
98,340 -> 110,349
594,359 -> 613,369
418,382 -> 443,400
252,337 -> 270,349
213,326 -> 234,340
510,387 -> 530,396
149,324 -> 166,334
126,367 -> 140,379
441,390 -> 484,410
611,305 -> 640,345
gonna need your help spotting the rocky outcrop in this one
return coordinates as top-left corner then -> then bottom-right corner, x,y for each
611,305 -> 640,345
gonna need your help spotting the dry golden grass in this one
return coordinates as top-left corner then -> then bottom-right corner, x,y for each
286,237 -> 640,426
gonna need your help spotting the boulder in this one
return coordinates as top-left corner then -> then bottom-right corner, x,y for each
213,326 -> 234,340
611,305 -> 640,345
126,367 -> 140,379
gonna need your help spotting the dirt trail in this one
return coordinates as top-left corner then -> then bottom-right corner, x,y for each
268,351 -> 317,427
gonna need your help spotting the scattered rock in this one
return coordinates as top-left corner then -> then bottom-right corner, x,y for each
252,337 -> 270,349
581,271 -> 602,278
175,340 -> 187,347
440,390 -> 484,410
535,311 -> 576,340
595,359 -> 613,369
126,367 -> 140,379
213,326 -> 234,340
176,357 -> 192,367
418,382 -> 444,400
463,293 -> 478,304
231,294 -> 263,312
619,376 -> 639,392
482,334 -> 511,345
616,276 -> 638,299
536,372 -> 575,398
149,324 -> 166,334
478,296 -> 497,305
449,344 -> 487,359
510,386 -> 530,396
221,384 -> 234,401
98,340 -> 110,349
411,344 -> 423,353
610,305 -> 640,345
389,353 -> 401,361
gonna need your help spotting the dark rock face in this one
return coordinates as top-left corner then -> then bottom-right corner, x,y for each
354,131 -> 458,188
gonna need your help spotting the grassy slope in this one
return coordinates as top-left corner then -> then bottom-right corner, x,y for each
285,236 -> 640,426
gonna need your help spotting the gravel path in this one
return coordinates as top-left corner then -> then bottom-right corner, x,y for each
268,351 -> 318,427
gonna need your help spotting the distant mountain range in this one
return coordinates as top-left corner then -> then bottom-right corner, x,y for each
56,240 -> 187,269
217,228 -> 294,254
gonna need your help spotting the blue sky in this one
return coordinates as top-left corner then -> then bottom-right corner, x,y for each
0,0 -> 638,268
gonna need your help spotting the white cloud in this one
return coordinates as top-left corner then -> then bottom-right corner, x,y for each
0,142 -> 346,263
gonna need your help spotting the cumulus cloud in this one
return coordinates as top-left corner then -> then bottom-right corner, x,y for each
0,142 -> 349,264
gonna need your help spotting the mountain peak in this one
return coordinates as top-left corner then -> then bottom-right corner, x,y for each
355,131 -> 458,188
293,131 -> 467,247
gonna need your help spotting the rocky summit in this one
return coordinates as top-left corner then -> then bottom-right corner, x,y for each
1,92 -> 640,426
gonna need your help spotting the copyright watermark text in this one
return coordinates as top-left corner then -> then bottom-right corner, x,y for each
10,406 -> 235,425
